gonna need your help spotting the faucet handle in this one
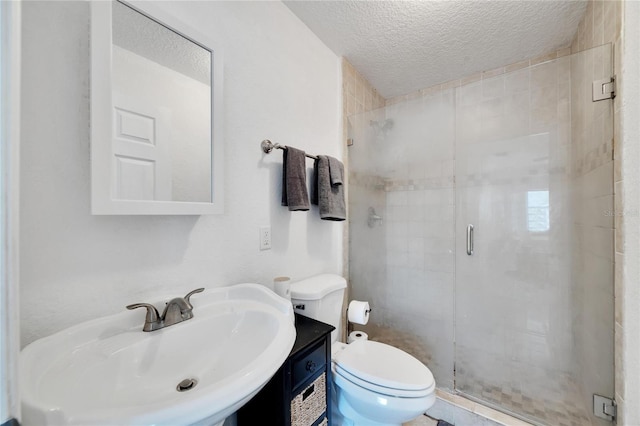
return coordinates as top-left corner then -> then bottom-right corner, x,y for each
184,288 -> 205,307
126,303 -> 160,324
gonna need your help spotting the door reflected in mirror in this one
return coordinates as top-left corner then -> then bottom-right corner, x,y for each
111,1 -> 212,203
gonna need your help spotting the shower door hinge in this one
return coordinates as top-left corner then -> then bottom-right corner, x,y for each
593,394 -> 616,421
593,76 -> 616,101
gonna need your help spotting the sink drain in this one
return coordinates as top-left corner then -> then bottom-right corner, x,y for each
176,378 -> 198,392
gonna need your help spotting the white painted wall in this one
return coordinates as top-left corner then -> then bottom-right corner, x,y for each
20,1 -> 342,346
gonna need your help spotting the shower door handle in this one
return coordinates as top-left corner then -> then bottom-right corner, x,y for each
466,224 -> 474,255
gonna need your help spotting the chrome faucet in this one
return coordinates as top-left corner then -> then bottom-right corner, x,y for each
126,288 -> 204,332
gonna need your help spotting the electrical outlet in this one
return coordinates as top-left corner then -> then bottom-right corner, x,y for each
259,226 -> 271,250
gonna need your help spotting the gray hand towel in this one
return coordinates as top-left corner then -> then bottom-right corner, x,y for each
312,155 -> 346,221
281,147 -> 310,211
329,156 -> 343,186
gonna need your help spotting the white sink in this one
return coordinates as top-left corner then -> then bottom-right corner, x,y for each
21,284 -> 296,426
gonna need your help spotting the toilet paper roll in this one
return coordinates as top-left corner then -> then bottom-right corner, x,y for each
273,276 -> 291,300
348,330 -> 369,344
347,300 -> 370,325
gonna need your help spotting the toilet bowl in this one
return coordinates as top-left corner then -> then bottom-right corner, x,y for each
330,340 -> 436,426
290,274 -> 436,425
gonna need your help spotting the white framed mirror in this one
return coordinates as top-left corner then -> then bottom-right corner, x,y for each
91,0 -> 224,215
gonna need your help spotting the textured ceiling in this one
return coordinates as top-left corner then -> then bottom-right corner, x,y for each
284,0 -> 588,98
113,1 -> 211,85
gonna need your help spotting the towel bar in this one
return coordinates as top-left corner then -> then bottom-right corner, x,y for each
261,139 -> 319,160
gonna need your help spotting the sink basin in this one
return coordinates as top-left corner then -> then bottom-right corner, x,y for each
21,284 -> 296,426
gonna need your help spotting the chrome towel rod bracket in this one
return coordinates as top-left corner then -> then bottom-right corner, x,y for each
261,139 -> 280,154
260,139 -> 318,160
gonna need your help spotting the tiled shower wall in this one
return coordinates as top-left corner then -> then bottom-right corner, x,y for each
342,59 -> 385,134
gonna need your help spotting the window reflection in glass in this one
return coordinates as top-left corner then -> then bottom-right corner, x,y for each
527,190 -> 549,232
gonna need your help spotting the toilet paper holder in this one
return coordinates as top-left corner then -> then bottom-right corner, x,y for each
345,305 -> 372,338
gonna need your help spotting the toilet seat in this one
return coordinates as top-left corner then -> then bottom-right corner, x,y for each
332,340 -> 435,397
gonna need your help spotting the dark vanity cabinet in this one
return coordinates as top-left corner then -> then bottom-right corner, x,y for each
237,314 -> 335,426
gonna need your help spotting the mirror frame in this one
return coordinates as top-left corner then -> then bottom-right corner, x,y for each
91,1 -> 224,215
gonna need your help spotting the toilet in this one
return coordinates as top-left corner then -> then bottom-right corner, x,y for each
290,274 -> 436,426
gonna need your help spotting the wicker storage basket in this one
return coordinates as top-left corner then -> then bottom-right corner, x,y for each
291,373 -> 326,426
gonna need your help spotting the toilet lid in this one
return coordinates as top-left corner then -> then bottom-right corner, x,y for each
333,340 -> 434,392
333,364 -> 435,397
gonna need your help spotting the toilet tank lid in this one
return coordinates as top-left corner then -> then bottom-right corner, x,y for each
290,274 -> 347,300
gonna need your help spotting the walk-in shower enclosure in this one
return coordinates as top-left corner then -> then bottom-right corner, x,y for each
348,44 -> 614,426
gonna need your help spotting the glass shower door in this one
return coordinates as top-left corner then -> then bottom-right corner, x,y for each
347,90 -> 457,392
454,44 -> 614,426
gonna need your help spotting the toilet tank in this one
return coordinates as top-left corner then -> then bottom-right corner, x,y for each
290,274 -> 347,343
